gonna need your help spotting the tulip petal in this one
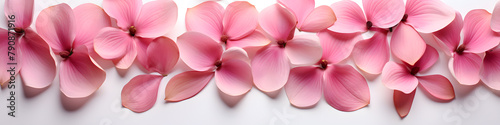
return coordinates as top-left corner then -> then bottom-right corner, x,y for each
363,0 -> 405,28
491,1 -> 500,32
177,32 -> 222,71
223,1 -> 258,40
417,75 -> 455,101
165,71 -> 214,102
394,90 -> 415,118
299,5 -> 336,32
328,0 -> 367,33
391,23 -> 426,65
185,1 -> 224,41
35,3 -> 75,53
94,27 -> 134,60
215,59 -> 253,96
226,30 -> 271,49
121,74 -> 163,113
414,45 -> 439,72
324,65 -> 370,111
352,31 -> 389,74
252,45 -> 290,92
463,10 -> 500,53
452,53 -> 482,85
146,36 -> 179,75
285,35 -> 322,66
102,0 -> 142,29
432,12 -> 463,53
382,62 -> 418,94
19,29 -> 56,89
405,0 -> 455,33
4,0 -> 34,28
259,4 -> 296,41
284,66 -> 322,108
73,3 -> 112,50
135,0 -> 177,38
278,0 -> 314,28
481,49 -> 500,90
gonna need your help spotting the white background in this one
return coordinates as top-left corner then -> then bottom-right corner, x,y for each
1,0 -> 500,125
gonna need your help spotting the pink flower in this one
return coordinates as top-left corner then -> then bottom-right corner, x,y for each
382,45 -> 455,118
35,3 -> 111,98
94,0 -> 178,69
185,1 -> 269,49
278,0 -> 336,32
252,4 -> 323,92
164,32 -> 253,102
284,30 -> 370,111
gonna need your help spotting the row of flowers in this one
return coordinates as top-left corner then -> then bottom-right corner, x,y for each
2,0 -> 500,118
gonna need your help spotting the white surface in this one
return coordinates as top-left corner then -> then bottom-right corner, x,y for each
1,0 -> 500,125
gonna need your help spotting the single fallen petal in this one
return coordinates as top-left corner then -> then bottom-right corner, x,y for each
146,36 -> 179,75
323,65 -> 370,111
394,90 -> 416,118
284,66 -> 322,108
417,75 -> 455,101
165,71 -> 214,102
121,74 -> 163,113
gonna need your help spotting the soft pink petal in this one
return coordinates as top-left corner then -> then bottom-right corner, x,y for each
134,0 -> 177,38
352,31 -> 389,74
404,0 -> 455,33
284,35 -> 322,65
394,90 -> 415,118
323,65 -> 370,111
328,0 -> 367,33
0,29 -> 13,85
259,4 -> 297,41
491,1 -> 500,32
177,32 -> 222,71
417,75 -> 455,101
102,0 -> 142,29
135,37 -> 153,71
73,3 -> 112,49
215,59 -> 253,96
121,74 -> 163,113
60,46 -> 106,98
94,27 -> 134,60
463,10 -> 500,53
481,49 -> 500,90
363,0 -> 405,28
414,45 -> 439,72
452,53 -> 482,85
35,3 -> 75,53
432,12 -> 463,53
4,0 -> 33,28
226,30 -> 271,49
223,1 -> 258,40
318,30 -> 361,64
382,62 -> 418,94
145,36 -> 179,75
284,66 -> 322,108
252,45 -> 290,92
165,71 -> 214,102
298,5 -> 336,32
278,0 -> 314,28
19,29 -> 56,89
391,23 -> 426,65
112,39 -> 137,69
221,47 -> 250,65
185,1 -> 224,41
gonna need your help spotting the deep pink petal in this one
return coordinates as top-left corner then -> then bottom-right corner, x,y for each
363,0 -> 405,28
352,31 -> 389,74
432,12 -> 463,53
463,10 -> 500,53
414,45 -> 439,72
324,65 -> 370,111
328,0 -> 367,33
19,29 -> 56,89
259,4 -> 296,40
226,30 -> 271,49
491,1 -> 500,32
394,90 -> 415,118
417,75 -> 455,101
405,0 -> 455,33
4,0 -> 33,28
299,5 -> 336,32
452,53 -> 482,85
134,0 -> 177,38
94,27 -> 134,60
35,3 -> 75,53
223,1 -> 258,40
73,3 -> 112,50
481,49 -> 500,90
177,32 -> 222,71
102,0 -> 142,29
165,71 -> 214,102
382,62 -> 418,94
121,74 -> 163,113
185,1 -> 224,41
318,30 -> 361,64
252,45 -> 290,92
145,36 -> 179,75
285,35 -> 322,65
278,0 -> 314,28
284,66 -> 322,108
391,23 -> 426,65
215,59 -> 253,96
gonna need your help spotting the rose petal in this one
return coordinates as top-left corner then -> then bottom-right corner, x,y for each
463,9 -> 500,53
352,31 -> 389,74
363,0 -> 405,28
19,29 -> 56,89
223,1 -> 258,40
284,66 -> 322,108
259,4 -> 296,41
417,75 -> 455,101
102,0 -> 142,29
121,74 -> 163,113
135,0 -> 177,38
432,12 -> 463,53
35,3 -> 75,53
414,45 -> 439,72
481,49 -> 500,90
226,30 -> 271,49
185,1 -> 224,41
94,27 -> 134,60
323,65 -> 370,111
394,90 -> 416,118
215,59 -> 253,96
73,3 -> 112,50
285,35 -> 322,66
491,1 -> 500,32
278,0 -> 314,28
391,23 -> 426,65
145,36 -> 179,75
177,32 -> 222,71
4,0 -> 34,28
382,62 -> 418,94
405,0 -> 455,33
328,0 -> 367,33
165,71 -> 214,102
452,53 -> 482,85
299,5 -> 336,32
252,45 -> 290,92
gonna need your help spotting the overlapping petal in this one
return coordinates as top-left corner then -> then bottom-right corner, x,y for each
417,75 -> 455,101
185,1 -> 224,40
404,0 -> 455,33
284,35 -> 322,66
363,0 -> 404,28
463,9 -> 500,53
413,45 -> 439,72
215,59 -> 253,96
145,37 -> 179,75
481,49 -> 500,90
319,30 -> 361,64
177,32 -> 222,71
18,29 -> 56,89
352,31 -> 389,74
299,5 -> 336,32
323,65 -> 370,111
432,12 -> 463,54
102,0 -> 142,29
94,27 -> 134,60
382,62 -> 418,94
165,71 -> 214,102
134,0 -> 177,38
284,66 -> 322,108
259,4 -> 296,41
35,3 -> 75,53
223,1 -> 258,40
121,74 -> 163,113
4,0 -> 34,28
328,0 -> 367,33
452,53 -> 482,85
73,3 -> 112,49
391,23 -> 426,65
252,45 -> 290,92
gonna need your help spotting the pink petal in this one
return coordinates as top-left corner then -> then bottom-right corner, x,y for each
432,12 -> 463,53
318,30 -> 361,64
394,90 -> 416,118
252,45 -> 290,92
363,0 -> 405,28
381,62 -> 418,94
4,0 -> 34,28
491,1 -> 500,32
328,0 -> 367,33
60,46 -> 106,98
417,75 -> 455,101
112,39 -> 138,69
35,3 -> 75,53
481,49 -> 500,90
121,74 -> 163,113
298,5 -> 336,32
134,0 -> 177,38
221,47 -> 250,66
185,1 -> 224,41
323,65 -> 370,111
73,3 -> 112,49
259,4 -> 297,41
452,53 -> 482,85
0,29 -> 14,85
19,29 -> 56,89
215,59 -> 253,96
145,36 -> 179,75
165,71 -> 214,102
135,37 -> 153,71
284,35 -> 323,66
284,66 -> 322,108
177,32 -> 222,71
226,30 -> 271,49
278,0 -> 314,29
404,0 -> 455,33
463,9 -> 500,53
223,1 -> 258,40
414,45 -> 439,72
94,27 -> 134,60
390,23 -> 426,65
102,0 -> 142,29
352,31 -> 389,74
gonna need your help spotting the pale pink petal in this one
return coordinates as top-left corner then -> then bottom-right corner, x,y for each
145,36 -> 179,75
391,23 -> 426,65
215,59 -> 253,96
221,47 -> 250,65
73,3 -> 112,49
417,75 -> 455,101
352,31 -> 389,74
4,0 -> 33,28
404,0 -> 455,33
185,1 -> 224,41
491,1 -> 500,32
363,0 -> 405,28
298,5 -> 336,32
35,3 -> 75,53
112,40 -> 137,69
318,30 -> 361,64
432,12 -> 463,53
252,45 -> 290,92
135,0 -> 177,38
102,0 -> 142,29
284,66 -> 322,108
259,4 -> 296,40
165,71 -> 214,102
94,27 -> 134,60
382,62 -> 418,94
394,90 -> 415,118
177,32 -> 223,71
121,74 -> 163,113
278,0 -> 314,28
60,46 -> 106,98
19,29 -> 56,89
452,53 -> 482,85
463,10 -> 500,53
226,30 -> 271,49
284,35 -> 322,66
328,0 -> 367,33
323,65 -> 370,111
223,1 -> 258,40
481,49 -> 500,90
414,45 -> 439,72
